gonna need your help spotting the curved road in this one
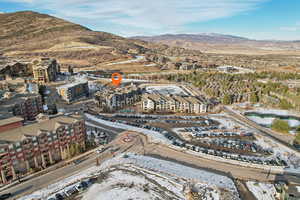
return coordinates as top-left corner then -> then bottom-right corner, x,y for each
0,130 -> 286,199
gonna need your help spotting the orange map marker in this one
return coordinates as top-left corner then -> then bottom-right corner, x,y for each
111,72 -> 122,87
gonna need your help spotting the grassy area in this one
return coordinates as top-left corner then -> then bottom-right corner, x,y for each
271,119 -> 291,134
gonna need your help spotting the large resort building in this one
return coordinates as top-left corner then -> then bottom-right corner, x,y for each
57,81 -> 89,103
95,85 -> 143,111
0,93 -> 43,121
0,115 -> 86,184
0,56 -> 60,84
32,58 -> 60,84
142,94 -> 209,114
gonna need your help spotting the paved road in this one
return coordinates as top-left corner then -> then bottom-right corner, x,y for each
2,153 -> 98,199
223,106 -> 299,153
0,124 -> 288,199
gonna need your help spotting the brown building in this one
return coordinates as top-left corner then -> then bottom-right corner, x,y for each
95,85 -> 142,111
57,81 -> 89,103
32,58 -> 60,84
0,115 -> 86,184
0,57 -> 32,80
1,93 -> 43,121
142,94 -> 208,114
0,117 -> 23,133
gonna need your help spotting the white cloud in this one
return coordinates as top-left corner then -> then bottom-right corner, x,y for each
2,0 -> 268,36
280,22 -> 300,32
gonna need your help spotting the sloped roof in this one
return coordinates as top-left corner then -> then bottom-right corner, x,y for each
0,115 -> 83,143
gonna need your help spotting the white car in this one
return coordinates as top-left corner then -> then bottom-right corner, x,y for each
96,148 -> 105,154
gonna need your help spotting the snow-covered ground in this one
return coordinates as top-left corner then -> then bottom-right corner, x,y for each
145,85 -> 188,95
106,56 -> 145,66
87,113 -> 300,172
244,108 -> 300,128
246,181 -> 277,200
20,153 -> 239,200
82,165 -> 186,200
246,115 -> 300,128
209,114 -> 240,129
208,113 -> 300,172
85,113 -> 171,144
120,153 -> 238,194
255,135 -> 300,171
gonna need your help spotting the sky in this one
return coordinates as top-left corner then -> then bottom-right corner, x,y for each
0,0 -> 299,40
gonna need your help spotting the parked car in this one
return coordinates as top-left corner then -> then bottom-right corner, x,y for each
55,193 -> 64,200
96,148 -> 105,154
0,193 -> 12,200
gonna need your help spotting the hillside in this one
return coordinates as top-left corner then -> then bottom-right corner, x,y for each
0,11 -> 203,71
132,33 -> 300,55
0,11 -> 154,70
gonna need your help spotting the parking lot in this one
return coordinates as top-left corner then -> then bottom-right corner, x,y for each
100,114 -> 288,167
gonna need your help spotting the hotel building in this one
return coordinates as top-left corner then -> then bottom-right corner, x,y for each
0,115 -> 86,184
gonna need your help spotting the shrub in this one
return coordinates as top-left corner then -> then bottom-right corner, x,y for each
271,119 -> 291,133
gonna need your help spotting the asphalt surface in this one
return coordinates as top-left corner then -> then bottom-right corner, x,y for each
223,107 -> 300,153
1,113 -> 295,199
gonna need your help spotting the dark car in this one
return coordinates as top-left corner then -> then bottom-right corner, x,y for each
0,193 -> 12,200
55,193 -> 64,200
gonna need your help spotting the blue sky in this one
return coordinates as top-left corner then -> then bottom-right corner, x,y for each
0,0 -> 299,40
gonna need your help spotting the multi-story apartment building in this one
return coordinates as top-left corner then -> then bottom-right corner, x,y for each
32,58 -> 60,84
95,85 -> 142,111
142,94 -> 208,114
0,115 -> 86,184
1,93 -> 43,121
57,81 -> 89,103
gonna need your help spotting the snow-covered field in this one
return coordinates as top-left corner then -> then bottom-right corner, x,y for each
245,108 -> 300,128
145,85 -> 189,95
20,153 -> 239,200
246,115 -> 300,128
82,165 -> 186,200
246,181 -> 277,200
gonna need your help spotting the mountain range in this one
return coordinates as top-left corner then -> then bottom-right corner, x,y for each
131,34 -> 300,55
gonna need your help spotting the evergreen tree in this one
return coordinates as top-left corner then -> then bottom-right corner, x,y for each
250,92 -> 259,103
222,94 -> 232,105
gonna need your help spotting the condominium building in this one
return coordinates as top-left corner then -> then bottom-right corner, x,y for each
32,58 -> 60,84
95,85 -> 142,111
0,115 -> 86,184
0,93 -> 43,121
57,81 -> 89,103
142,94 -> 208,114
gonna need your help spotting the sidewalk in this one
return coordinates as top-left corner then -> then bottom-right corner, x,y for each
0,147 -> 97,192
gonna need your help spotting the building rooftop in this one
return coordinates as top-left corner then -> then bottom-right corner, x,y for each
57,81 -> 88,90
0,117 -> 23,127
0,93 -> 41,112
0,115 -> 83,143
32,58 -> 56,70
